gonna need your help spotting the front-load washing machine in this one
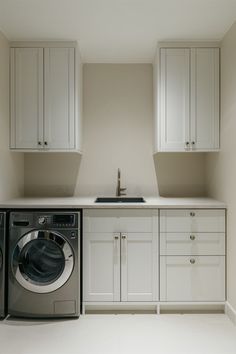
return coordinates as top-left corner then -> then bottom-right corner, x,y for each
0,212 -> 6,318
8,211 -> 80,318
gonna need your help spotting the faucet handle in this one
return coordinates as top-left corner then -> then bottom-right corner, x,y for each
116,168 -> 127,196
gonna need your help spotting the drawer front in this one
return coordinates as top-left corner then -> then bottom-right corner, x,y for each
84,209 -> 157,233
160,233 -> 225,256
160,209 -> 225,233
83,209 -> 119,233
160,256 -> 225,302
118,209 -> 157,233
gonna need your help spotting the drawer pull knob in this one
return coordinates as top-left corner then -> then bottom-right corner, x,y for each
122,235 -> 126,240
190,258 -> 196,264
190,212 -> 195,217
114,236 -> 119,240
190,235 -> 195,241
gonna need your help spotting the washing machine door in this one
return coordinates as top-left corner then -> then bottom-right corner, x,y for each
12,230 -> 74,293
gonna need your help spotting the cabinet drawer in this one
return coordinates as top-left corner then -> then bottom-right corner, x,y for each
160,209 -> 225,233
84,210 -> 119,233
118,209 -> 157,233
160,256 -> 225,302
84,209 -> 157,233
160,233 -> 225,256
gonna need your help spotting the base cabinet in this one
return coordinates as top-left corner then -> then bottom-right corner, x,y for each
83,208 -> 226,311
160,255 -> 225,302
83,209 -> 158,303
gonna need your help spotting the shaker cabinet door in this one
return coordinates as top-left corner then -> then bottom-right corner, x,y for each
83,232 -> 120,302
11,48 -> 43,149
44,48 -> 75,149
159,48 -> 190,151
121,233 -> 158,302
190,48 -> 220,150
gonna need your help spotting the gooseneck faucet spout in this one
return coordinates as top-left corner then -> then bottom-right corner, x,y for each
116,168 -> 127,197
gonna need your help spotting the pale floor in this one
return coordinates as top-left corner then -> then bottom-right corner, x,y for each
0,314 -> 236,354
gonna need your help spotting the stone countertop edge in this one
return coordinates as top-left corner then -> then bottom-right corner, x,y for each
0,197 -> 226,209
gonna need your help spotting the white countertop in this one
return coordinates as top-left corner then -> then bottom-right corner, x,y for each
0,196 -> 226,209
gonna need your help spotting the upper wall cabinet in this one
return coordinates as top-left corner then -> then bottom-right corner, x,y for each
153,44 -> 220,152
10,42 -> 82,152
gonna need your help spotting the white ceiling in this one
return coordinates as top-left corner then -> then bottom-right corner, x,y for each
0,0 -> 236,63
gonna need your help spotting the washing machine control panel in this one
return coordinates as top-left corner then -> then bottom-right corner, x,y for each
52,214 -> 76,227
11,212 -> 80,229
36,214 -> 77,228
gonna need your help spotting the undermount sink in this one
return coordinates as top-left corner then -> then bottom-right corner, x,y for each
95,197 -> 146,203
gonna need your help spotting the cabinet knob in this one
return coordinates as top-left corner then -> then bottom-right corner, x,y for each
185,141 -> 190,146
38,141 -> 42,146
190,235 -> 195,241
44,141 -> 48,146
190,212 -> 195,217
191,141 -> 195,145
114,236 -> 119,240
190,258 -> 196,264
121,235 -> 126,239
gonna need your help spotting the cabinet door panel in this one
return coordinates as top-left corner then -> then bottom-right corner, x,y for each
83,233 -> 120,302
44,48 -> 75,149
160,256 -> 225,301
160,48 -> 190,151
191,48 -> 219,150
160,232 -> 225,256
11,48 -> 43,149
121,233 -> 158,301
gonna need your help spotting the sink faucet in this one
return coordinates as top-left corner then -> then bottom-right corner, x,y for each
116,168 -> 127,197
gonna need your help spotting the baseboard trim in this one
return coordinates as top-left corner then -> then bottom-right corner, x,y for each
83,301 -> 225,315
225,301 -> 236,325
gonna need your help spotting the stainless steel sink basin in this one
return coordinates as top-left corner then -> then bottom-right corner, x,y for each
95,197 -> 145,203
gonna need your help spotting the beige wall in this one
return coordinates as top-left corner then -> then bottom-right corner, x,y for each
24,153 -> 81,197
0,31 -> 24,201
206,22 -> 236,309
155,153 -> 206,197
76,64 -> 158,196
24,64 -> 207,198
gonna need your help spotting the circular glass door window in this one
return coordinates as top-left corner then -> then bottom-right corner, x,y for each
12,230 -> 74,293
